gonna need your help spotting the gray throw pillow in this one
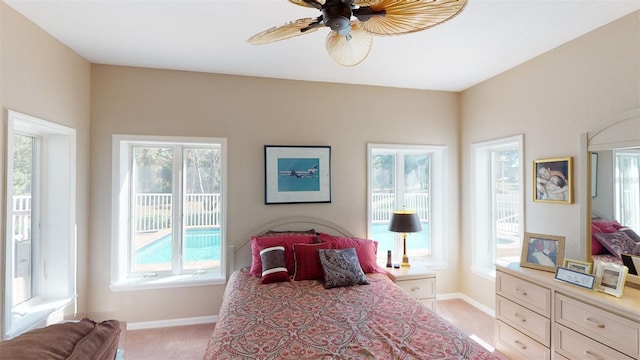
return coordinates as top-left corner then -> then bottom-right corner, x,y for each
318,248 -> 369,289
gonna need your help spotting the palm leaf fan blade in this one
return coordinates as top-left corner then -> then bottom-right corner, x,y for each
362,0 -> 467,36
248,18 -> 321,45
325,22 -> 372,66
354,0 -> 385,6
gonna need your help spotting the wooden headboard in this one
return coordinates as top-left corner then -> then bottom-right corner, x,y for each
228,216 -> 354,273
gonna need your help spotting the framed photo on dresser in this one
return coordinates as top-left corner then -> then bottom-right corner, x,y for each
555,267 -> 595,289
593,261 -> 628,297
520,232 -> 565,272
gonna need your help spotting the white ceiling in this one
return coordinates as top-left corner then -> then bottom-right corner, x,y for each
4,0 -> 639,92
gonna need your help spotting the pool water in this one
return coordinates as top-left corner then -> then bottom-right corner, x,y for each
135,223 -> 428,264
136,228 -> 221,264
372,222 -> 430,254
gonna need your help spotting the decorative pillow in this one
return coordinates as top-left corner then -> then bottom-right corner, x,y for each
594,231 -> 640,258
592,220 -> 623,233
318,233 -> 379,273
318,248 -> 369,289
249,234 -> 316,276
264,229 -> 316,236
293,242 -> 331,281
591,224 -> 607,255
621,228 -> 640,243
260,246 -> 290,284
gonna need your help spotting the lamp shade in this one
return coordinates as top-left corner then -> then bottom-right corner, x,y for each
388,211 -> 422,233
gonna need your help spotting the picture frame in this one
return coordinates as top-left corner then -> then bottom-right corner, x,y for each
533,157 -> 573,204
264,145 -> 331,204
594,261 -> 628,297
562,258 -> 593,274
620,253 -> 639,276
555,267 -> 596,289
520,232 -> 565,272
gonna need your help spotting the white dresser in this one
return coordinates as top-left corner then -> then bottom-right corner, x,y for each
387,265 -> 437,312
496,263 -> 640,360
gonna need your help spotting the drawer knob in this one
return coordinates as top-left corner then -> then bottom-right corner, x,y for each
514,312 -> 526,322
584,350 -> 604,360
585,317 -> 605,329
514,340 -> 527,350
411,287 -> 420,292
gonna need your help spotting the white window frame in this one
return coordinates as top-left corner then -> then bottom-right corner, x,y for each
614,149 -> 640,231
471,135 -> 524,279
367,144 -> 447,267
111,135 -> 227,291
3,110 -> 76,339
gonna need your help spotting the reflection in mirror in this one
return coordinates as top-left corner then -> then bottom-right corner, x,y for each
584,108 -> 640,288
615,149 -> 640,231
591,148 -> 640,230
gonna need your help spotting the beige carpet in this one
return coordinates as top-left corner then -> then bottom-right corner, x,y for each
124,299 -> 505,359
125,323 -> 215,360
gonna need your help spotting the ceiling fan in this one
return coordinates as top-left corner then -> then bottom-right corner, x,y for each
248,0 -> 468,67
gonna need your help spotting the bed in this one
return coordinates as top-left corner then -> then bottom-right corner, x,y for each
591,218 -> 640,264
203,217 -> 500,359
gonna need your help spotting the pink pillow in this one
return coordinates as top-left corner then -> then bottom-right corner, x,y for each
249,234 -> 316,276
592,220 -> 623,232
318,233 -> 379,273
292,242 -> 331,281
591,224 -> 606,255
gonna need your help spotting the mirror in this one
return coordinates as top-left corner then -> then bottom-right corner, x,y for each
582,108 -> 640,287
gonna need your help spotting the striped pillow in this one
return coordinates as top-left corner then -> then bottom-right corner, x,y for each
260,246 -> 290,284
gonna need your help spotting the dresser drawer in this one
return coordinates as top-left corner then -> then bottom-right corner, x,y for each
496,271 -> 551,316
495,320 -> 550,360
496,295 -> 550,346
555,293 -> 639,357
396,278 -> 435,300
555,324 -> 635,360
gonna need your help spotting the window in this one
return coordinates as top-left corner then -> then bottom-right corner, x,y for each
615,149 -> 640,230
4,110 -> 76,339
111,135 -> 227,290
367,144 -> 447,267
471,135 -> 523,278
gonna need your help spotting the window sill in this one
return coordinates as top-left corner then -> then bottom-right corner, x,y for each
110,272 -> 226,292
470,266 -> 496,281
7,297 -> 74,339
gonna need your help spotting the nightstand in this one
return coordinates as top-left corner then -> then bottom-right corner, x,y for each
386,265 -> 437,312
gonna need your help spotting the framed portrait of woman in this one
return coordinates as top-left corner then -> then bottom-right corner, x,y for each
520,232 -> 565,272
533,157 -> 573,204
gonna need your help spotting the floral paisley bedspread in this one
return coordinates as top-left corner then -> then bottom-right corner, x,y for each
204,268 -> 500,360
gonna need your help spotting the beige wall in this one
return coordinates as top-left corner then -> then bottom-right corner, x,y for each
0,2 -> 92,324
459,11 -> 640,308
89,66 -> 461,322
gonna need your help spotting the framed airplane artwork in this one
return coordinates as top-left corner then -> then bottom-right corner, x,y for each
264,145 -> 332,204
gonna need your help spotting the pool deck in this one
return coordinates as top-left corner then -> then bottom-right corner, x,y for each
135,229 -> 172,251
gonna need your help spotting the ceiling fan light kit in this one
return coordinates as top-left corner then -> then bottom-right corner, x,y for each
248,0 -> 468,66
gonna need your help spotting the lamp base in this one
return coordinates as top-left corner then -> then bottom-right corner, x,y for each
401,254 -> 410,268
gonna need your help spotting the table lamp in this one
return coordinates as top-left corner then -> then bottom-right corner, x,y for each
389,209 -> 422,268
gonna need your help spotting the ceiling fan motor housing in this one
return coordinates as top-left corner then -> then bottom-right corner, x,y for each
322,0 -> 353,35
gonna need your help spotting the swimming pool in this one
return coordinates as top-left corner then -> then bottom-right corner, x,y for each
135,223 -> 428,265
372,222 -> 430,254
136,227 -> 221,264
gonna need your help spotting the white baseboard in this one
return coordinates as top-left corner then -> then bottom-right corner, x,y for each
127,315 -> 217,330
436,292 -> 495,317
